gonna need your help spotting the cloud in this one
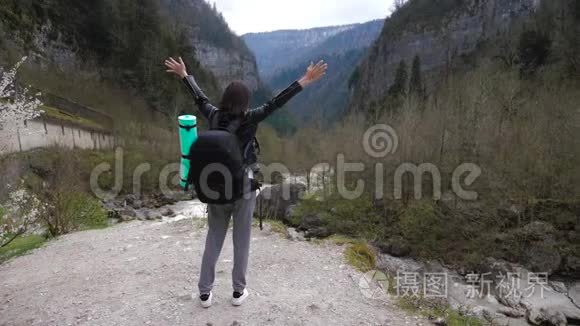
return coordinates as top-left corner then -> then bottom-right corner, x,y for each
209,0 -> 393,35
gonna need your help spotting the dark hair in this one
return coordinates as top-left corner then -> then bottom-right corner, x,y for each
219,81 -> 251,116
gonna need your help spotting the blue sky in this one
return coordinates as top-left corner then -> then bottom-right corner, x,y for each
209,0 -> 394,35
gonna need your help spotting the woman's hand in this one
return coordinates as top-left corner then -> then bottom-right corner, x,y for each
164,57 -> 188,79
298,60 -> 328,88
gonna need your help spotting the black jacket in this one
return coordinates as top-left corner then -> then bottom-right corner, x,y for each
182,75 -> 302,166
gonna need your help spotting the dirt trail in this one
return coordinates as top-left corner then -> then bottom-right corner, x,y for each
0,202 -> 427,326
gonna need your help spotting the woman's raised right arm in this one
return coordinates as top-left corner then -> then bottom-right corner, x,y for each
165,57 -> 217,120
246,60 -> 328,123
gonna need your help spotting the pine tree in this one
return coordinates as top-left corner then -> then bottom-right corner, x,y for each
409,55 -> 424,98
518,30 -> 552,77
564,0 -> 580,76
388,60 -> 408,97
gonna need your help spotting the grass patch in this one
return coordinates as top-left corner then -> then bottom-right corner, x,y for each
444,311 -> 484,326
64,192 -> 108,231
0,235 -> 47,263
41,105 -> 105,130
344,242 -> 376,272
290,195 -> 385,240
397,294 -> 484,326
327,234 -> 359,246
267,220 -> 288,236
44,191 -> 109,236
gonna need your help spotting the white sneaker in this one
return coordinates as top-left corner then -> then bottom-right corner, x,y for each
231,289 -> 249,306
199,292 -> 213,308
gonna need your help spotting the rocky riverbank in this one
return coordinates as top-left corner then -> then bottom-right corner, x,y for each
102,192 -> 207,224
255,181 -> 580,325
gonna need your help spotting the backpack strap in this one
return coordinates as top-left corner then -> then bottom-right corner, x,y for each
253,137 -> 261,156
242,137 -> 261,164
210,111 -> 242,134
179,123 -> 197,131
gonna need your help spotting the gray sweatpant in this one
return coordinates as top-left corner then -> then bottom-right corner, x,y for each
198,189 -> 256,294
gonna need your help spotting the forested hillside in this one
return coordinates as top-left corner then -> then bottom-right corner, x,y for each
243,24 -> 356,79
266,0 -> 580,292
0,0 -> 282,131
0,0 -> 289,237
349,0 -> 580,112
245,20 -> 383,123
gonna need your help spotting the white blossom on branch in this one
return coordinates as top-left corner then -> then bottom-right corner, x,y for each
0,187 -> 46,248
0,57 -> 43,133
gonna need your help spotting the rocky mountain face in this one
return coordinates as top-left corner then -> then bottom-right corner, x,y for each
245,20 -> 384,123
193,42 -> 260,91
350,0 -> 540,112
159,0 -> 262,92
0,0 -> 269,126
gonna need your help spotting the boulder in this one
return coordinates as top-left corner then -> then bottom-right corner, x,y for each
256,183 -> 306,222
295,214 -> 332,239
497,307 -> 525,318
159,207 -> 176,217
496,203 -> 523,228
517,222 -> 561,274
142,193 -> 179,209
569,282 -> 580,307
478,258 -> 526,309
478,257 -> 580,323
375,253 -> 424,276
284,205 -> 297,223
135,209 -> 148,221
119,214 -> 136,222
102,199 -> 121,211
107,209 -> 121,220
561,255 -> 580,278
124,194 -> 140,206
525,305 -> 567,326
287,228 -> 305,241
549,281 -> 567,293
374,236 -> 411,257
119,208 -> 137,218
130,199 -> 144,209
297,214 -> 324,231
145,210 -> 163,220
304,227 -> 332,239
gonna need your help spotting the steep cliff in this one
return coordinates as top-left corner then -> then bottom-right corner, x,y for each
0,0 -> 268,127
351,0 -> 539,112
159,0 -> 262,92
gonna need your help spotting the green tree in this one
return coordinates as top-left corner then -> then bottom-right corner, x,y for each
409,55 -> 424,98
533,0 -> 578,77
388,59 -> 408,97
518,30 -> 552,77
563,0 -> 580,76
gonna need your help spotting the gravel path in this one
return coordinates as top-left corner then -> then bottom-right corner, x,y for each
0,202 -> 428,326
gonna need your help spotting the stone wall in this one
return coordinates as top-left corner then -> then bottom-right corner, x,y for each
0,118 -> 115,155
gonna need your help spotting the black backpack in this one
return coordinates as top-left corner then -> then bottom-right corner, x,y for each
185,114 -> 246,204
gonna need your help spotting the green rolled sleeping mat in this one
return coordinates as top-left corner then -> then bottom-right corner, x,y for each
178,115 -> 198,190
